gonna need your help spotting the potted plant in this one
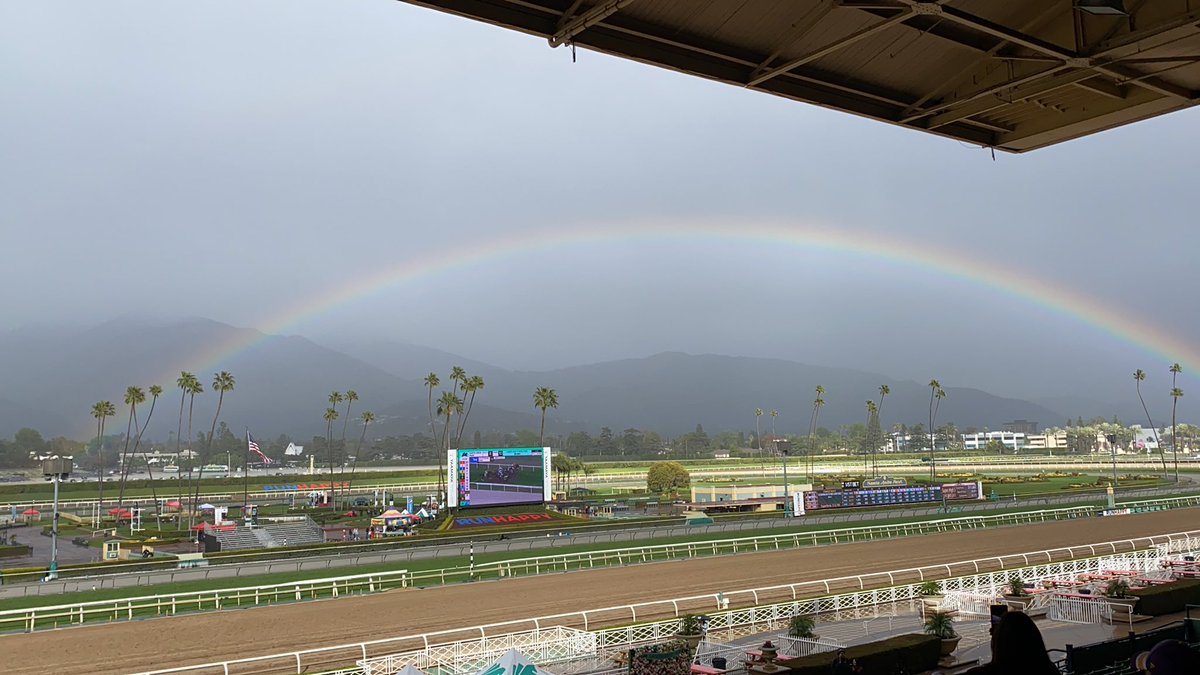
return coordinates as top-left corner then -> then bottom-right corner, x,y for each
787,614 -> 816,639
676,613 -> 704,649
1102,578 -> 1139,614
1003,576 -> 1030,607
924,610 -> 960,657
918,580 -> 943,607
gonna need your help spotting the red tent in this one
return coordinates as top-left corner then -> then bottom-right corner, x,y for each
21,508 -> 40,516
190,523 -> 207,531
166,500 -> 182,508
108,507 -> 124,515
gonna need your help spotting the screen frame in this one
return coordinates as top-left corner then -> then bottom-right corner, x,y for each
446,447 -> 552,509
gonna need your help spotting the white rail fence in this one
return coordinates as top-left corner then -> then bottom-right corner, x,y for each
0,569 -> 409,633
128,530 -> 1200,675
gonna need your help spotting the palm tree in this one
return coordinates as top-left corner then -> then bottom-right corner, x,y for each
450,366 -> 467,398
346,411 -> 375,496
423,373 -> 441,497
437,391 -> 464,501
116,386 -> 145,509
322,406 -> 339,505
91,401 -> 116,507
770,409 -> 779,455
336,390 -> 357,503
876,385 -> 890,476
182,375 -> 203,526
927,380 -> 945,484
533,387 -> 559,447
865,400 -> 878,476
132,385 -> 164,521
192,371 -> 234,515
1134,369 -> 1167,476
1171,362 -> 1183,482
455,375 -> 485,450
807,386 -> 825,480
174,372 -> 195,520
754,408 -> 764,468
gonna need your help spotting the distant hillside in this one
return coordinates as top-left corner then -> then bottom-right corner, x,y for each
1,318 -> 1071,440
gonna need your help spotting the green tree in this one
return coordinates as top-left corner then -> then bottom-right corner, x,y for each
984,439 -> 1007,456
345,410 -> 374,495
1171,363 -> 1183,482
875,385 -> 889,476
455,375 -> 484,450
126,384 -> 163,518
754,407 -> 764,466
864,400 -> 879,475
116,386 -> 145,508
90,401 -> 116,503
927,380 -> 945,484
646,460 -> 690,495
1134,369 -> 1168,476
192,371 -> 234,516
533,387 -> 559,447
807,386 -> 825,480
174,372 -> 196,516
423,373 -> 441,495
436,390 -> 464,497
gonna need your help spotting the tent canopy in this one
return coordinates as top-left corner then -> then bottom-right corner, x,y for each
472,648 -> 556,675
394,665 -> 429,675
21,508 -> 40,516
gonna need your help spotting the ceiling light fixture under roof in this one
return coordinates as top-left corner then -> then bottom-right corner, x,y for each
1076,0 -> 1128,16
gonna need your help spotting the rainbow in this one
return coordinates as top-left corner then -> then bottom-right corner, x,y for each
181,220 -> 1198,377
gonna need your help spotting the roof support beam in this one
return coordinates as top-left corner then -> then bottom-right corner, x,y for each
549,0 -> 639,48
923,68 -> 1097,129
750,1 -> 835,79
747,10 -> 913,87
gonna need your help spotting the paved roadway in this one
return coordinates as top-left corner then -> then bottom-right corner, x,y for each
1,509 -> 1197,675
0,484 -> 1189,598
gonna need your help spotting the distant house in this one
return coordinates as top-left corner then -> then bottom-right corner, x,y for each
284,443 -> 304,456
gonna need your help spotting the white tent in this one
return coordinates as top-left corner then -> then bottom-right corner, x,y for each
472,648 -> 556,675
393,665 -> 428,675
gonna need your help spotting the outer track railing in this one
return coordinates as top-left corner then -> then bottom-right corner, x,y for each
0,569 -> 408,633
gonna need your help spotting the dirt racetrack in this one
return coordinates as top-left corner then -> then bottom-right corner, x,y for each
4,509 -> 1198,675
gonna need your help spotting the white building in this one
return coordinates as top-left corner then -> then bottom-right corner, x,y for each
961,431 -> 1026,452
285,443 -> 305,456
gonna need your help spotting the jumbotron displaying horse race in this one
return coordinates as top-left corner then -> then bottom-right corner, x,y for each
448,447 -> 552,508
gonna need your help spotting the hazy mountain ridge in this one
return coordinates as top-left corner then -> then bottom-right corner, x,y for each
1,317 -> 1074,439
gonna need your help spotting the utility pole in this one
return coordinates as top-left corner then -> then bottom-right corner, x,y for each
782,449 -> 791,517
40,456 -> 73,581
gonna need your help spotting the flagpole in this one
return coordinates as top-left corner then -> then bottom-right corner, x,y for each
243,429 -> 250,518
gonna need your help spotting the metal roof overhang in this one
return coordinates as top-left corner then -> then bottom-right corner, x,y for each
399,0 -> 1200,152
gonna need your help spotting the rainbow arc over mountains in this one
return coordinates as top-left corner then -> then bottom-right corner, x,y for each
179,221 -> 1197,378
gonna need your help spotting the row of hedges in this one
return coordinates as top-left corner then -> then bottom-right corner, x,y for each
1131,578 -> 1200,615
781,634 -> 940,675
0,545 -> 32,559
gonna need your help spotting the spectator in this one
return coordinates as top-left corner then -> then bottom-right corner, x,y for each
832,649 -> 853,675
965,611 -> 1057,675
1134,639 -> 1200,675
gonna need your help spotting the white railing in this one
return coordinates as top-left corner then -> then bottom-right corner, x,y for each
940,591 -> 996,616
778,636 -> 846,657
130,530 -> 1200,675
1048,596 -> 1113,625
0,569 -> 408,633
359,627 -> 596,675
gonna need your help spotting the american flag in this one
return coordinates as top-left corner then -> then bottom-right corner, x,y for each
248,432 -> 272,465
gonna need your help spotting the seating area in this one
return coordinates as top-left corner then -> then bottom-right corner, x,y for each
208,519 -> 324,551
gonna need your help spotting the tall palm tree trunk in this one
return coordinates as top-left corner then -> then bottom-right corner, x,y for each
1135,379 -> 1167,476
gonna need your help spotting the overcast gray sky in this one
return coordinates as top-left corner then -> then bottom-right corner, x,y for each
2,0 -> 1197,401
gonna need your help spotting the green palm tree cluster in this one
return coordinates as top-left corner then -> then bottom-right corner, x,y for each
343,410 -> 376,497
424,367 -> 488,502
190,371 -> 235,519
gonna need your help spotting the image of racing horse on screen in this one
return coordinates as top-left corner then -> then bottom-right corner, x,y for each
460,449 -> 546,507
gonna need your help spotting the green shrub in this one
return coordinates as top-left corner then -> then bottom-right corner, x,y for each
1008,576 -> 1027,597
924,610 -> 957,639
1104,579 -> 1131,599
1130,579 -> 1200,615
787,614 -> 816,639
677,614 -> 702,635
780,634 -> 939,675
918,581 -> 941,597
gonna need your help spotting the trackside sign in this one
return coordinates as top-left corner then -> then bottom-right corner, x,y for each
453,513 -> 554,528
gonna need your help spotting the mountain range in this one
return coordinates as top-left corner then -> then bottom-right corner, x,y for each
0,317 -> 1147,441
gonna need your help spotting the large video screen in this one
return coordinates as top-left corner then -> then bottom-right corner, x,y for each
447,447 -> 551,508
